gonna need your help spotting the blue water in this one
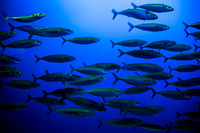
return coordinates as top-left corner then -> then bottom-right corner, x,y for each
0,0 -> 200,133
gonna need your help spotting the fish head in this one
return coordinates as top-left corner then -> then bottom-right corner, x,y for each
9,56 -> 21,64
34,40 -> 43,46
61,29 -> 73,35
35,13 -> 46,18
134,102 -> 141,107
150,13 -> 158,19
92,38 -> 100,42
184,95 -> 192,99
98,68 -> 108,74
164,5 -> 174,11
33,82 -> 41,88
14,71 -> 23,77
68,56 -> 76,61
162,25 -> 169,30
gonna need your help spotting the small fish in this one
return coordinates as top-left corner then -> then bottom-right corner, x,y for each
131,2 -> 174,13
128,22 -> 169,32
3,12 -> 45,23
183,89 -> 200,96
4,80 -> 40,89
139,124 -> 166,131
111,8 -> 158,20
185,30 -> 200,38
123,86 -> 152,95
176,111 -> 200,119
85,62 -> 120,71
110,39 -> 147,48
62,37 -> 99,45
143,40 -> 176,50
34,54 -> 75,63
183,21 -> 200,30
164,44 -> 192,53
135,72 -> 174,80
164,79 -> 196,88
0,70 -> 22,78
97,118 -> 144,128
112,73 -> 157,86
46,106 -> 95,118
105,99 -> 141,109
0,66 -> 19,71
27,94 -> 65,106
187,77 -> 200,85
166,52 -> 200,62
172,119 -> 200,126
0,39 -> 42,52
168,65 -> 200,73
0,103 -> 28,111
165,123 -> 200,133
28,28 -> 73,39
70,64 -> 107,75
0,31 -> 16,40
0,55 -> 21,65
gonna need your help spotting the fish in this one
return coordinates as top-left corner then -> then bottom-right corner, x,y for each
27,94 -> 66,106
42,87 -> 83,98
3,12 -> 45,22
186,77 -> 200,85
84,62 -> 120,71
138,124 -> 166,131
164,44 -> 192,53
97,118 -> 144,128
4,80 -> 40,89
0,70 -> 22,78
120,62 -> 163,72
0,55 -> 21,65
0,66 -> 19,71
0,39 -> 42,52
28,28 -> 73,39
168,65 -> 200,73
183,89 -> 200,96
32,70 -> 81,85
69,64 -> 108,75
34,54 -> 75,63
112,73 -> 157,86
111,8 -> 158,20
123,86 -> 152,95
135,72 -> 174,80
128,22 -> 169,32
164,79 -> 196,88
183,21 -> 200,30
68,75 -> 105,86
172,119 -> 200,126
46,106 -> 95,118
185,30 -> 200,38
165,123 -> 200,133
8,23 -> 45,33
131,2 -> 174,13
105,99 -> 141,109
110,39 -> 147,48
193,43 -> 200,51
143,40 -> 176,50
176,111 -> 200,119
118,49 -> 167,62
0,103 -> 28,111
61,37 -> 99,45
166,52 -> 200,62
151,88 -> 192,100
82,87 -> 123,98
0,31 -> 17,40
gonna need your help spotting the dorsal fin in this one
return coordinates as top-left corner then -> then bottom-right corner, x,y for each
45,69 -> 49,74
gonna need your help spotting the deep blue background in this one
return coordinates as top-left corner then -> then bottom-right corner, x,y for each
0,0 -> 200,133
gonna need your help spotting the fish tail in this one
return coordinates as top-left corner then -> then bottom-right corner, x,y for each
122,62 -> 127,66
175,111 -> 181,119
2,12 -> 9,21
110,40 -> 115,48
119,104 -> 123,115
32,74 -> 38,83
193,43 -> 199,52
118,49 -> 124,58
97,118 -> 103,128
69,64 -> 74,74
163,56 -> 168,63
0,42 -> 6,53
61,36 -> 67,45
83,62 -> 87,67
131,2 -> 137,9
165,124 -> 172,133
184,29 -> 189,38
182,22 -> 189,30
195,37 -> 198,42
168,65 -> 172,74
27,94 -> 32,102
8,23 -> 15,31
164,80 -> 170,88
28,33 -> 33,40
150,88 -> 157,99
128,22 -> 135,32
34,55 -> 40,63
116,67 -> 120,73
112,72 -> 119,85
59,92 -> 67,103
46,106 -> 53,115
111,9 -> 118,20
42,90 -> 48,98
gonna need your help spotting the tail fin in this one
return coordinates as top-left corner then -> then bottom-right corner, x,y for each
193,43 -> 199,52
97,118 -> 103,128
61,37 -> 67,45
182,22 -> 189,30
168,66 -> 172,74
32,74 -> 38,83
118,49 -> 124,58
28,33 -> 33,40
131,2 -> 138,9
8,23 -> 15,31
69,64 -> 74,74
165,124 -> 172,133
27,94 -> 32,102
150,88 -> 157,99
34,55 -> 40,63
112,73 -> 119,85
111,9 -> 118,20
2,12 -> 9,21
175,111 -> 181,119
122,62 -> 127,66
184,30 -> 189,38
0,42 -> 6,52
42,90 -> 48,98
164,80 -> 170,88
110,40 -> 115,48
128,22 -> 135,32
59,92 -> 67,103
46,106 -> 53,115
83,62 -> 87,67
163,56 -> 168,63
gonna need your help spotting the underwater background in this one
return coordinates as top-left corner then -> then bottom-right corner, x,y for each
0,0 -> 200,133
